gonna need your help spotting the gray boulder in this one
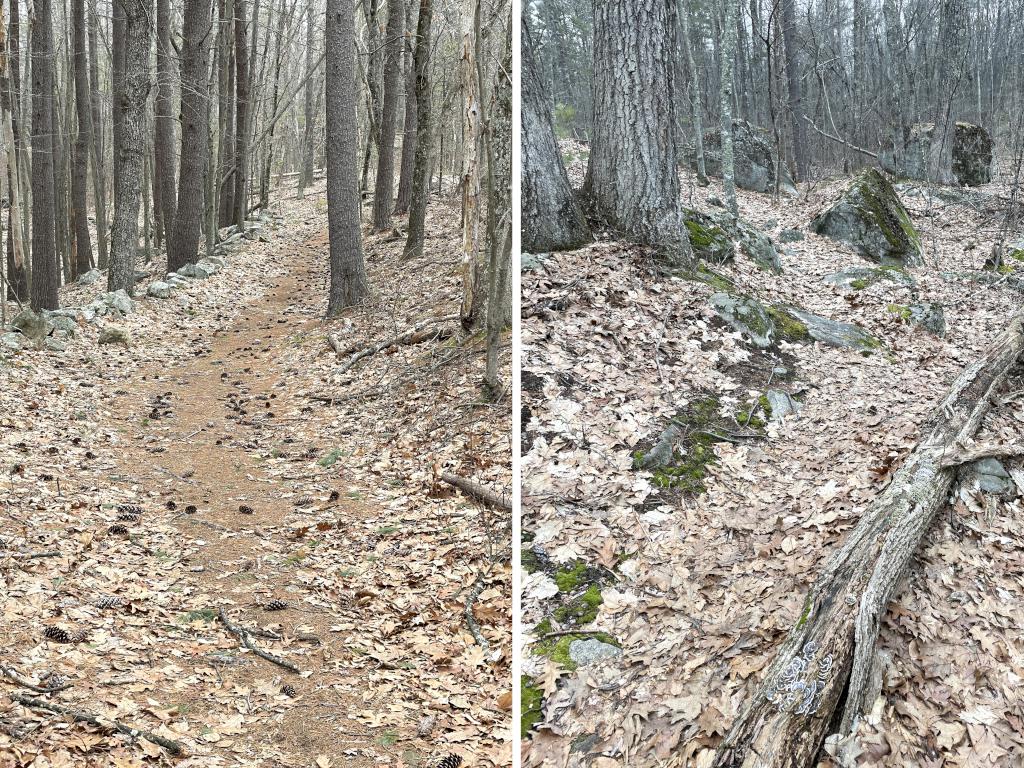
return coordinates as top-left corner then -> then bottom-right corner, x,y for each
780,306 -> 882,352
779,228 -> 804,243
44,312 -> 79,335
568,638 -> 622,667
521,252 -> 549,272
824,266 -> 915,291
710,293 -> 775,349
684,208 -> 782,273
766,389 -> 803,421
98,326 -> 131,346
147,281 -> 174,299
908,302 -> 946,336
882,122 -> 993,187
811,168 -> 923,266
1,331 -> 24,351
11,309 -> 54,343
691,119 -> 798,196
77,269 -> 103,285
43,337 -> 67,352
970,459 -> 1015,496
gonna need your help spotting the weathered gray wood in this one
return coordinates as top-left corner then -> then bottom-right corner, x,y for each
709,311 -> 1024,768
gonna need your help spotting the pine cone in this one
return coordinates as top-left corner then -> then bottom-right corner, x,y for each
281,684 -> 297,697
118,512 -> 141,522
435,755 -> 462,768
117,504 -> 142,515
43,626 -> 72,643
293,496 -> 313,507
238,504 -> 254,515
184,505 -> 198,514
97,595 -> 124,609
42,673 -> 68,689
328,490 -> 340,502
264,599 -> 288,611
108,524 -> 129,535
166,500 -> 177,510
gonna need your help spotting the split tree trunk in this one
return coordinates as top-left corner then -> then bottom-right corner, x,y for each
584,0 -> 690,265
371,0 -> 403,230
708,311 -> 1024,768
108,0 -> 152,295
168,0 -> 215,272
88,0 -> 108,268
402,0 -> 433,260
521,15 -> 590,254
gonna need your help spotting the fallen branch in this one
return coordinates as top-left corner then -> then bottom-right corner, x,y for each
334,315 -> 460,372
1,665 -> 72,693
707,310 -> 1024,768
463,572 -> 490,654
802,115 -> 878,159
939,441 -> 1024,468
440,472 -> 512,512
11,695 -> 183,755
1,550 -> 61,560
218,608 -> 301,674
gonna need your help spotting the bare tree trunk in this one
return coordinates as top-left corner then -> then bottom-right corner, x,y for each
359,0 -> 382,195
402,0 -> 432,260
392,0 -> 417,215
71,0 -> 93,276
719,0 -> 739,217
111,0 -> 125,198
325,0 -> 369,313
483,17 -> 510,394
709,310 -> 1024,768
929,0 -> 966,184
108,0 -> 152,295
168,0 -> 215,272
217,0 -> 236,226
584,0 -> 690,265
88,0 -> 108,269
458,0 -> 482,327
233,0 -> 251,228
2,0 -> 28,302
155,0 -> 178,238
679,1 -> 708,185
298,0 -> 318,196
521,15 -> 590,253
30,0 -> 58,309
371,0 -> 403,230
780,0 -> 808,181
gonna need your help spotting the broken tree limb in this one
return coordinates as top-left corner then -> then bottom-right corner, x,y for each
707,311 -> 1024,768
11,695 -> 184,754
463,571 -> 490,654
1,665 -> 72,693
440,472 -> 512,512
939,441 -> 1024,468
217,608 -> 301,674
334,314 -> 460,373
802,115 -> 878,159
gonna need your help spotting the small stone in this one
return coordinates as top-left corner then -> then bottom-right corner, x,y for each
1,332 -> 24,351
147,281 -> 173,299
710,293 -> 775,349
568,638 -> 622,667
778,228 -> 804,243
78,269 -> 103,285
766,389 -> 803,421
11,309 -> 54,342
98,326 -> 131,346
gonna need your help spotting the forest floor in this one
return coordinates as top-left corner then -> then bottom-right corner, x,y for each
0,180 -> 512,768
522,147 -> 1024,767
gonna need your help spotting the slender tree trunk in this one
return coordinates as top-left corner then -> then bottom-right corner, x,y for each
325,0 -> 369,313
155,0 -> 178,238
88,0 -> 107,269
930,0 -> 966,184
402,0 -> 433,260
680,1 -> 708,185
359,0 -> 382,195
111,0 -> 126,198
218,0 -> 236,226
261,0 -> 289,210
168,0 -> 215,272
3,0 -> 27,302
584,0 -> 690,264
233,0 -> 251,227
72,0 -> 93,276
393,0 -> 417,215
457,0 -> 482,327
371,0 -> 402,230
719,0 -> 739,217
483,18 -> 510,394
30,0 -> 58,309
108,0 -> 152,295
780,0 -> 808,181
521,16 -> 590,253
298,0 -> 318,196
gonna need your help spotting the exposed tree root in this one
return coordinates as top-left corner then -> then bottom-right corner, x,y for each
706,312 -> 1024,768
11,695 -> 184,755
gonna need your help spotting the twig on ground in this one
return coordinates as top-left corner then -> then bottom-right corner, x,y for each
1,665 -> 72,693
440,472 -> 512,512
940,441 -> 1024,468
11,695 -> 183,755
463,572 -> 490,654
218,608 -> 301,673
1,551 -> 62,561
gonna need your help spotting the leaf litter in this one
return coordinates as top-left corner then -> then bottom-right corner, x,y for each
521,151 -> 1024,767
1,182 -> 510,767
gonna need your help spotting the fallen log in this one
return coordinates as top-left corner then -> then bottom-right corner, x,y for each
707,311 -> 1024,768
440,472 -> 512,512
333,314 -> 460,373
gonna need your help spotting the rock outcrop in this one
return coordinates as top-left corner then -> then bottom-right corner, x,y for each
689,119 -> 797,196
811,169 -> 923,266
684,208 -> 782,273
881,122 -> 993,187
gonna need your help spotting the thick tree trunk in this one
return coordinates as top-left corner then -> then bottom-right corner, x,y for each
88,0 -> 108,269
2,0 -> 28,302
719,0 -> 739,217
392,0 -> 417,215
168,0 -> 214,272
155,0 -> 178,238
457,0 -> 482,327
217,0 -> 236,226
108,0 -> 151,295
111,0 -> 126,196
708,312 -> 1024,768
325,0 -> 369,314
521,16 -> 590,254
30,0 -> 58,309
71,0 -> 93,276
584,0 -> 690,265
371,0 -> 403,230
233,0 -> 251,228
402,0 -> 432,260
780,0 -> 808,181
483,18 -> 511,393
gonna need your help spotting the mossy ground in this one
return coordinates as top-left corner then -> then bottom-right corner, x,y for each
521,676 -> 544,736
532,631 -> 621,672
767,305 -> 812,342
679,263 -> 736,294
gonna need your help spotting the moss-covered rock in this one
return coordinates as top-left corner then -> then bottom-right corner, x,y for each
710,293 -> 775,348
883,122 -> 993,187
777,305 -> 883,352
533,631 -> 621,671
683,208 -> 782,273
680,263 -> 736,293
810,168 -> 922,266
824,265 -> 915,292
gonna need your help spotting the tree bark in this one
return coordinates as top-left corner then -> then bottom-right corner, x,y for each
457,0 -> 482,327
298,0 -> 319,196
233,0 -> 251,228
155,0 -> 178,238
325,0 -> 369,314
392,0 -> 417,215
2,0 -> 27,302
371,0 -> 403,230
108,0 -> 152,295
88,0 -> 108,268
402,0 -> 433,260
584,0 -> 690,265
780,0 -> 808,181
708,311 -> 1024,768
929,0 -> 966,185
168,0 -> 215,272
217,0 -> 236,226
111,0 -> 126,196
71,0 -> 93,276
679,1 -> 708,185
30,0 -> 58,309
719,0 -> 739,217
521,15 -> 590,254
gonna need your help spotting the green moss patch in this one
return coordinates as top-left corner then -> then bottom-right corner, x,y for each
767,305 -> 812,342
680,263 -> 736,293
886,303 -> 913,321
532,631 -> 621,672
521,676 -> 544,736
